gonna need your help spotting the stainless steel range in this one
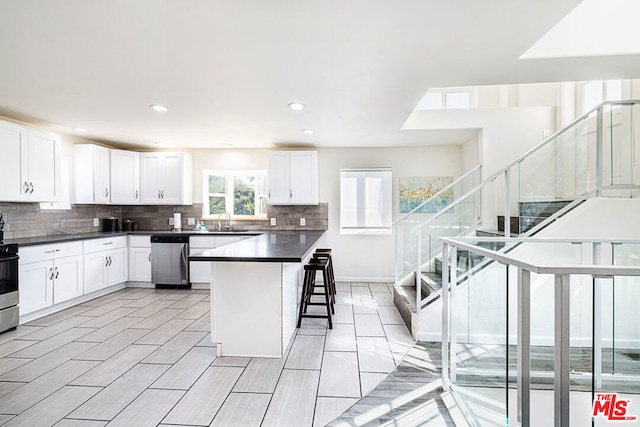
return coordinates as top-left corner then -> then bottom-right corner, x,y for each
0,243 -> 19,334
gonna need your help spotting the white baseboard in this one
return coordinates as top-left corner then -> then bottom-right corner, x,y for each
19,283 -> 126,325
336,276 -> 394,283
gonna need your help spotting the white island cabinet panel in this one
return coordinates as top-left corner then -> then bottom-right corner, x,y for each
212,262 -> 284,357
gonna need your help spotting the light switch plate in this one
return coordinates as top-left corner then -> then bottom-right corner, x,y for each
93,218 -> 99,227
300,218 -> 305,226
187,218 -> 196,226
270,218 -> 276,226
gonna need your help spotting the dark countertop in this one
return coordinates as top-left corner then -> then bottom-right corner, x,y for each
189,231 -> 326,263
5,230 -> 263,247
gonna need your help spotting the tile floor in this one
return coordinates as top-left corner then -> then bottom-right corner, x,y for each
0,281 -> 421,426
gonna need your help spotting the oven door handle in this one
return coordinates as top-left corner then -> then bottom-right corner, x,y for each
0,255 -> 19,262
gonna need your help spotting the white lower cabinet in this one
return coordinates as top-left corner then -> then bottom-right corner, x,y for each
19,260 -> 54,315
128,236 -> 151,282
19,242 -> 84,316
83,237 -> 127,294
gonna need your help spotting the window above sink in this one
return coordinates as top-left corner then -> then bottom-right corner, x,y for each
202,170 -> 268,220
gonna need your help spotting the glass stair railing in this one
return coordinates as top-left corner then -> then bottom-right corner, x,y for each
394,100 -> 640,316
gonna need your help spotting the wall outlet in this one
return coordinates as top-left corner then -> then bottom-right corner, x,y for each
169,217 -> 174,226
187,217 -> 196,226
300,217 -> 305,226
93,218 -> 99,227
270,218 -> 276,226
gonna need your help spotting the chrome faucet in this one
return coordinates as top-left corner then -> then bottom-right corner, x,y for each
217,212 -> 232,231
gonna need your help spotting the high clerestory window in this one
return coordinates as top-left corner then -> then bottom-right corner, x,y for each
418,89 -> 472,110
202,170 -> 268,219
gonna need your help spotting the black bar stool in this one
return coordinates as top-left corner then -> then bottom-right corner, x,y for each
312,249 -> 336,302
297,257 -> 333,329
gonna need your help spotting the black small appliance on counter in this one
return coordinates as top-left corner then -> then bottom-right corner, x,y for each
101,217 -> 119,232
122,219 -> 135,231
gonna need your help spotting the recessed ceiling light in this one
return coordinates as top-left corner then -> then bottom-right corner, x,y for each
72,127 -> 88,132
149,104 -> 169,112
288,102 -> 305,110
221,143 -> 233,147
301,128 -> 315,135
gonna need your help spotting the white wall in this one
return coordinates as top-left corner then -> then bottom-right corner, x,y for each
403,106 -> 557,178
318,145 -> 462,281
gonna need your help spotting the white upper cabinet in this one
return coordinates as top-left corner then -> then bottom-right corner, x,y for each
140,152 -> 193,205
74,144 -> 111,204
0,119 -> 61,202
110,149 -> 140,205
268,150 -> 318,205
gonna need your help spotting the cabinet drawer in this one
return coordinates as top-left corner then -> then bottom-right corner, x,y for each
128,235 -> 151,248
84,236 -> 127,253
19,241 -> 83,264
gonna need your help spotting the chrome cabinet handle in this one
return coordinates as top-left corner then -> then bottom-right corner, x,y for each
49,268 -> 54,280
109,256 -> 112,266
289,189 -> 292,198
24,182 -> 29,194
55,267 -> 59,279
29,182 -> 34,194
148,253 -> 151,262
105,257 -> 109,267
101,241 -> 114,246
105,188 -> 109,197
161,190 -> 164,199
136,190 -> 139,199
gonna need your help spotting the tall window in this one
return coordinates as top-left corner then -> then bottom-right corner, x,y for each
202,170 -> 268,218
583,79 -> 623,110
340,168 -> 392,235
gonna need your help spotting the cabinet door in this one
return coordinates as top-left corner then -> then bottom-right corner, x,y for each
106,248 -> 127,286
111,150 -> 140,204
53,255 -> 83,304
93,146 -> 111,204
84,252 -> 107,294
289,151 -> 318,204
140,153 -> 161,204
189,248 -> 214,284
0,121 -> 28,201
27,129 -> 60,202
268,151 -> 290,204
19,260 -> 54,315
161,153 -> 184,204
129,247 -> 151,282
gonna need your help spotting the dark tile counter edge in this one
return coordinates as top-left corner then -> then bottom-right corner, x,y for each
189,231 -> 326,263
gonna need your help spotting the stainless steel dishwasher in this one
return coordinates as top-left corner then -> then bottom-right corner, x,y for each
151,235 -> 190,288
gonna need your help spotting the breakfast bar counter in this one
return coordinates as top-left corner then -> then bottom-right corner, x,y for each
189,231 -> 326,358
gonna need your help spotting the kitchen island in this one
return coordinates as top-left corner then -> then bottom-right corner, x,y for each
189,231 -> 326,358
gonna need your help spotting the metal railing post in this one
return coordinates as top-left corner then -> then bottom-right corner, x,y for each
554,274 -> 571,427
505,169 -> 511,237
449,245 -> 457,383
416,231 -> 422,315
517,268 -> 531,427
441,242 -> 450,390
596,106 -> 603,196
593,243 -> 602,390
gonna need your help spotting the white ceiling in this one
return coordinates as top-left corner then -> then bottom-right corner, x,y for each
1,0 -> 639,150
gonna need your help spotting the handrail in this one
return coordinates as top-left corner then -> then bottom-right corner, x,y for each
392,164 -> 481,226
440,236 -> 640,275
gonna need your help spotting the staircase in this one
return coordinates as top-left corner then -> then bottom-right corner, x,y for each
393,100 -> 640,340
